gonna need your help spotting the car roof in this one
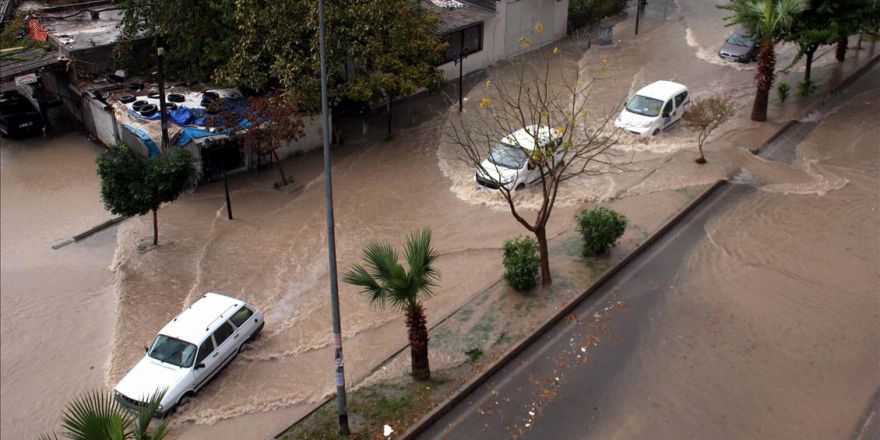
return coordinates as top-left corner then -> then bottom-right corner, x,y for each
634,81 -> 688,101
500,125 -> 557,151
157,292 -> 248,344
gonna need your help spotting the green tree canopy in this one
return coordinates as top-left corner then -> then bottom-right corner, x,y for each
215,0 -> 445,114
114,0 -> 237,82
97,144 -> 194,245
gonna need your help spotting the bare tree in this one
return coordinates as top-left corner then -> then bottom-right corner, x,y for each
682,95 -> 736,164
445,40 -> 621,287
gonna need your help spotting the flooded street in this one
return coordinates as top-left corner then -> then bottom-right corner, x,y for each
1,0 -> 877,438
1,126 -> 117,439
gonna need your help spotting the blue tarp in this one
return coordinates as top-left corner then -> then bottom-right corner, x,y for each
123,125 -> 161,157
175,126 -> 231,146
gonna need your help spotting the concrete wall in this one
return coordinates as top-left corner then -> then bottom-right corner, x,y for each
276,114 -> 325,159
438,0 -> 569,80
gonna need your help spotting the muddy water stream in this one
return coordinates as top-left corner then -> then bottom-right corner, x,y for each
1,129 -> 117,439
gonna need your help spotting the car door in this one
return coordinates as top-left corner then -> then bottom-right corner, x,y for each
673,91 -> 689,123
229,306 -> 256,340
210,321 -> 238,372
192,337 -> 219,391
661,100 -> 674,129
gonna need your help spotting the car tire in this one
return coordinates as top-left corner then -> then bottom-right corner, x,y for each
170,391 -> 195,416
515,183 -> 525,191
652,128 -> 660,136
118,95 -> 136,104
139,104 -> 158,116
168,93 -> 185,103
132,100 -> 148,111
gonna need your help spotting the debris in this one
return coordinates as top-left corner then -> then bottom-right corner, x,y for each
383,424 -> 394,437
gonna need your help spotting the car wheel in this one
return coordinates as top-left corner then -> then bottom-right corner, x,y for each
139,104 -> 158,117
170,391 -> 195,416
652,128 -> 660,136
515,183 -> 525,191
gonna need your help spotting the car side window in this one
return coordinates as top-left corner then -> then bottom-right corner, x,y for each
213,321 -> 235,346
663,100 -> 673,116
675,92 -> 688,107
230,306 -> 254,328
196,337 -> 214,365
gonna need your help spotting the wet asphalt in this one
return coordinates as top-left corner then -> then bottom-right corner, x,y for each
415,181 -> 751,440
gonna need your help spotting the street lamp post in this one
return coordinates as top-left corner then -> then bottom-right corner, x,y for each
318,0 -> 350,435
156,41 -> 170,151
455,36 -> 468,112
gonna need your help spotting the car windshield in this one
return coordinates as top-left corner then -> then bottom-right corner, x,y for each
626,95 -> 664,117
487,142 -> 529,169
148,335 -> 197,368
727,32 -> 753,47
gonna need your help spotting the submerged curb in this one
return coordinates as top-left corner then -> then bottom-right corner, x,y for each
52,216 -> 127,249
398,179 -> 729,439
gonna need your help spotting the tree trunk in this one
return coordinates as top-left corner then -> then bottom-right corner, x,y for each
835,38 -> 847,62
405,304 -> 430,381
535,226 -> 552,286
804,45 -> 816,81
751,42 -> 775,122
152,208 -> 159,246
386,97 -> 393,139
696,140 -> 706,164
272,150 -> 288,186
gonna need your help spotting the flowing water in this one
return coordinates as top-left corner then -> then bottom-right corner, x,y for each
1,126 -> 117,439
2,1 -> 877,438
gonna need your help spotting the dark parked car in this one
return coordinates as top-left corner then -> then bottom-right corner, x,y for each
718,31 -> 757,63
0,90 -> 44,137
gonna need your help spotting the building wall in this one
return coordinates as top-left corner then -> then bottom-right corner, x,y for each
276,114 -> 325,160
438,0 -> 569,80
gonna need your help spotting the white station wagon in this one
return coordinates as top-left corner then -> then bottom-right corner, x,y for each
114,292 -> 264,417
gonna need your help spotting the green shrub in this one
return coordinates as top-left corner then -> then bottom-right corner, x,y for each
576,207 -> 627,256
797,79 -> 817,97
776,82 -> 791,103
502,236 -> 540,291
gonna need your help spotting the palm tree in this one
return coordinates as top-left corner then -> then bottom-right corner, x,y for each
343,228 -> 439,381
41,389 -> 168,440
720,0 -> 805,121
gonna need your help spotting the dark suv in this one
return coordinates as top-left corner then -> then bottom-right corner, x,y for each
0,90 -> 44,138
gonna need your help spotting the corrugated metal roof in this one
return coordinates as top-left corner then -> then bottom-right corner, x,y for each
423,0 -> 496,34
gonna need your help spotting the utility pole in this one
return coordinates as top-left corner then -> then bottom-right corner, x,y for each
156,39 -> 170,151
318,0 -> 350,435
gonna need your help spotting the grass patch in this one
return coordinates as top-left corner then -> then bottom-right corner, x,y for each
457,307 -> 473,322
281,376 -> 456,440
465,347 -> 483,363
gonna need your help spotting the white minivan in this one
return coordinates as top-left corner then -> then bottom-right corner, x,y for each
114,293 -> 264,417
475,125 -> 564,191
615,81 -> 689,136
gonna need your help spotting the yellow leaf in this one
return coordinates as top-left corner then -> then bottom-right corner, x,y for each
480,97 -> 491,109
553,47 -> 559,54
518,37 -> 532,48
535,23 -> 544,35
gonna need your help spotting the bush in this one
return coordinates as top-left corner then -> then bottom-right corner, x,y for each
797,79 -> 817,97
776,82 -> 791,103
569,0 -> 626,31
576,207 -> 627,256
502,236 -> 540,291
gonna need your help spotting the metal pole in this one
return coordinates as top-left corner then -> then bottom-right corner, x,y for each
157,44 -> 170,152
635,0 -> 641,35
222,164 -> 233,220
458,35 -> 464,112
318,0 -> 350,435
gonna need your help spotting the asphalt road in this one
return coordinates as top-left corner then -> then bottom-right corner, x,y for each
416,181 -> 751,439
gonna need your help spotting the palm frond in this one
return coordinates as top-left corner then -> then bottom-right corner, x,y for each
59,390 -> 131,440
342,264 -> 386,307
132,388 -> 168,440
404,228 -> 440,298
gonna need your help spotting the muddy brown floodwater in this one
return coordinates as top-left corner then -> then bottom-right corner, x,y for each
1,128 -> 117,439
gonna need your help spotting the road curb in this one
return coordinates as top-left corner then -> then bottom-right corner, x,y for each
399,179 -> 730,440
52,216 -> 127,250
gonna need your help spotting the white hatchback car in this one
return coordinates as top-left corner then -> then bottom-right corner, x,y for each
114,293 -> 264,417
475,125 -> 564,191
